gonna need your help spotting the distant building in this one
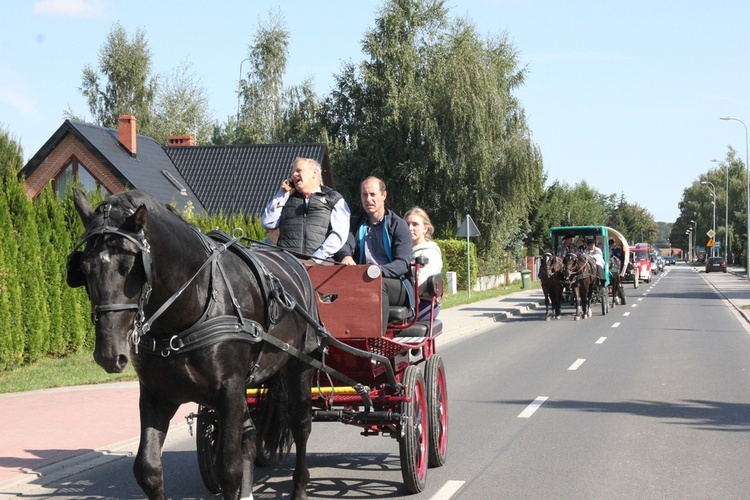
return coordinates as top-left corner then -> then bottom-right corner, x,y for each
19,115 -> 335,216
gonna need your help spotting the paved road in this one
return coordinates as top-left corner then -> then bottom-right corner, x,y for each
2,262 -> 749,498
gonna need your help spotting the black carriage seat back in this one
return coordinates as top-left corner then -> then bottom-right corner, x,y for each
387,258 -> 443,323
419,273 -> 444,303
393,273 -> 445,338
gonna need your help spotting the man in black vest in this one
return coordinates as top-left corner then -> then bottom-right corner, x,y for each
261,157 -> 350,262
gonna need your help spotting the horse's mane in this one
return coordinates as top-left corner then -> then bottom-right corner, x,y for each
91,190 -> 191,231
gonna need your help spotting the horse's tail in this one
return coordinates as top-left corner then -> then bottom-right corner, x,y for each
258,372 -> 294,461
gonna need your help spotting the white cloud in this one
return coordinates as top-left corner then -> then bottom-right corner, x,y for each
33,0 -> 109,19
0,87 -> 39,117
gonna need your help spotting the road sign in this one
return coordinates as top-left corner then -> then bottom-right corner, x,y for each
706,238 -> 715,247
456,215 -> 481,238
707,229 -> 715,238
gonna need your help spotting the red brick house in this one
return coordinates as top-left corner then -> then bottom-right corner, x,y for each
20,115 -> 335,215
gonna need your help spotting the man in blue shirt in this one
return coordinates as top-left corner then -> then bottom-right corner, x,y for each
338,176 -> 413,332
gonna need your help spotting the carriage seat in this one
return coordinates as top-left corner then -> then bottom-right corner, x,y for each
395,319 -> 443,338
388,272 -> 444,325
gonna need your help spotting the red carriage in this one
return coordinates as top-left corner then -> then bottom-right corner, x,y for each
194,258 -> 448,495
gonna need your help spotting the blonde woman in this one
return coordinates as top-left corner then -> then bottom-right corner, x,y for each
405,207 -> 443,319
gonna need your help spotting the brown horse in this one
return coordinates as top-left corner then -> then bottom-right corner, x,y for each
539,252 -> 565,320
562,252 -> 598,320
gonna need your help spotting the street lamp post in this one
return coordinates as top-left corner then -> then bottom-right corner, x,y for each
720,116 -> 749,279
686,229 -> 692,262
690,219 -> 696,261
711,159 -> 729,260
236,57 -> 252,143
701,181 -> 716,258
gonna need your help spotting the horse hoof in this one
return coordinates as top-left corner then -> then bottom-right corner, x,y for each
545,316 -> 550,321
574,316 -> 580,321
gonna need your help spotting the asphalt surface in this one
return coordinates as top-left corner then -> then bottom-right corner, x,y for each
1,262 -> 747,496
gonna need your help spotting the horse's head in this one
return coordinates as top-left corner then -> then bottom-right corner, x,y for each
562,252 -> 580,279
540,252 -> 556,279
67,188 -> 153,373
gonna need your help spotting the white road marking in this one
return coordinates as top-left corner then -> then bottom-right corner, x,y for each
637,297 -> 643,301
612,322 -> 620,328
595,337 -> 606,344
623,311 -> 630,316
631,304 -> 638,308
518,396 -> 548,418
430,480 -> 466,500
568,358 -> 586,370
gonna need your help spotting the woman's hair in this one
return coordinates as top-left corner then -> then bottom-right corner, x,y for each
404,207 -> 434,240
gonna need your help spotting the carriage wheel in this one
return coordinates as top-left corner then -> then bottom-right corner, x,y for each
600,287 -> 608,315
633,272 -> 639,289
399,365 -> 428,493
196,405 -> 222,494
425,354 -> 448,468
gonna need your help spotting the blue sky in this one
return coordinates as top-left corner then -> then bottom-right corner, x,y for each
2,0 -> 749,223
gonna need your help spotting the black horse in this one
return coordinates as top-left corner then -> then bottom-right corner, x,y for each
539,252 -> 565,320
66,188 -> 319,500
562,252 -> 598,320
608,254 -> 626,308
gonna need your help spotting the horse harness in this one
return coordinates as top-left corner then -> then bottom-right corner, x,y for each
67,211 -> 375,395
564,252 -> 598,283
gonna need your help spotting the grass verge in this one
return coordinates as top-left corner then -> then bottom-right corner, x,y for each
0,280 -> 539,394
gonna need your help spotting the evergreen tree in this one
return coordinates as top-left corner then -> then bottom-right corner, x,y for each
36,185 -> 65,354
5,176 -> 50,362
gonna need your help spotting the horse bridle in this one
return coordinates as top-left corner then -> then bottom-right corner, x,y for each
67,203 -> 153,329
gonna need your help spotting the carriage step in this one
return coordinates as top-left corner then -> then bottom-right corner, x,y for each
312,409 -> 400,425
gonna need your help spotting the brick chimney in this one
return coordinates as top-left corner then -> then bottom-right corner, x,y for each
168,135 -> 195,147
118,115 -> 137,156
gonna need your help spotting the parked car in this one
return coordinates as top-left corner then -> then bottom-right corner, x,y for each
705,256 -> 727,273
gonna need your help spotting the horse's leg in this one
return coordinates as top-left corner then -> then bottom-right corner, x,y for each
288,362 -> 314,500
133,386 -> 179,500
573,286 -> 581,320
216,381 -> 250,500
553,284 -> 562,319
542,283 -> 551,320
240,410 -> 256,500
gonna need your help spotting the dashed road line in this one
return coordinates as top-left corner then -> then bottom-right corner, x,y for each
623,311 -> 630,316
612,322 -> 620,328
430,480 -> 466,500
518,396 -> 548,418
568,358 -> 586,370
595,337 -> 607,344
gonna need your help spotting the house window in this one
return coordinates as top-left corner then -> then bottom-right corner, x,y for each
54,159 -> 110,198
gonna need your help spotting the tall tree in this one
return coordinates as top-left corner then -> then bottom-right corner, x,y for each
320,0 -> 543,259
237,12 -> 288,143
149,60 -> 215,145
78,23 -> 157,131
219,11 -> 324,145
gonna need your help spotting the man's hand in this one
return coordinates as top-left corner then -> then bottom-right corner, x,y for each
340,256 -> 356,266
281,178 -> 295,193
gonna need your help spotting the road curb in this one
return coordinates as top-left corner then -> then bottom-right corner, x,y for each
492,300 -> 545,321
705,269 -> 750,325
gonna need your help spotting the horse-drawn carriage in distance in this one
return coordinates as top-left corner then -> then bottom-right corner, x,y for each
540,225 -> 629,320
65,188 -> 447,499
